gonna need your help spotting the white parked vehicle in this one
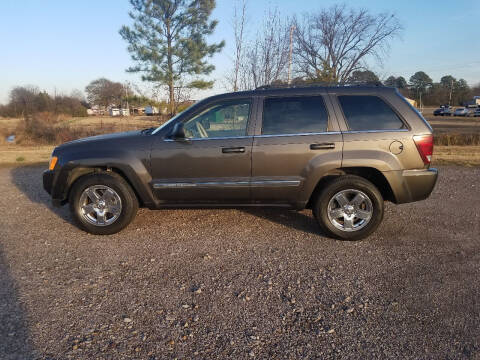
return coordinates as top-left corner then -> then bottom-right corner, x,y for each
145,105 -> 159,116
453,108 -> 470,117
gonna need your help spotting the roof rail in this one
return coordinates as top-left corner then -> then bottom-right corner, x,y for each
255,81 -> 385,90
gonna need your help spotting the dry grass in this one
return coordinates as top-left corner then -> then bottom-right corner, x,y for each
0,144 -> 53,167
432,146 -> 480,166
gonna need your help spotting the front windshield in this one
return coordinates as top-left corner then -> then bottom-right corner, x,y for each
151,109 -> 186,135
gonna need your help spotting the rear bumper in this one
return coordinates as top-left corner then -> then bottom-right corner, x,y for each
385,168 -> 438,204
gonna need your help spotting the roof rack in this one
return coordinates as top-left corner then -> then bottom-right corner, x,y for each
255,81 -> 385,90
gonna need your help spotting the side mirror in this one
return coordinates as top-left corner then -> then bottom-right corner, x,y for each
170,122 -> 186,140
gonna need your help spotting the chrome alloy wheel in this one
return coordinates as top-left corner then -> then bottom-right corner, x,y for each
327,189 -> 373,232
78,185 -> 122,226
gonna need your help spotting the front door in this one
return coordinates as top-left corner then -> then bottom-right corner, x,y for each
150,98 -> 254,204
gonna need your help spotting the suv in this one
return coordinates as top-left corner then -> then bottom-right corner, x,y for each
433,106 -> 452,116
43,85 -> 438,240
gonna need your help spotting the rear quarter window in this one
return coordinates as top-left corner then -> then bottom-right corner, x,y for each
338,95 -> 406,131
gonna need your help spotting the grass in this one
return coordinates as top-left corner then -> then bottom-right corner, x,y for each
433,146 -> 480,166
0,144 -> 53,167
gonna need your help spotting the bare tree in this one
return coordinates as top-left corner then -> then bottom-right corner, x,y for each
85,78 -> 126,107
9,85 -> 40,116
293,4 -> 402,83
226,0 -> 248,92
242,8 -> 290,89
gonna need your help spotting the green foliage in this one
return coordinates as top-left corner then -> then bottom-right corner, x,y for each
120,0 -> 224,114
440,75 -> 455,88
347,70 -> 379,83
384,76 -> 407,89
409,71 -> 433,95
188,79 -> 214,90
125,95 -> 160,107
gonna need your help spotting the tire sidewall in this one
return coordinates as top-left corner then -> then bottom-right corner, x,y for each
69,173 -> 138,235
314,176 -> 384,241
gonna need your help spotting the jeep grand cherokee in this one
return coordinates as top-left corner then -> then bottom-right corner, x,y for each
43,85 -> 438,240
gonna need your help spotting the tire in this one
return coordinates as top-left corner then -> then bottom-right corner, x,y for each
69,172 -> 139,235
312,175 -> 384,241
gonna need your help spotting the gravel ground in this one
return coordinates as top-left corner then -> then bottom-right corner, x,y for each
0,165 -> 479,359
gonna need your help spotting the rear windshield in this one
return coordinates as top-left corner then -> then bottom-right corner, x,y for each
338,95 -> 406,131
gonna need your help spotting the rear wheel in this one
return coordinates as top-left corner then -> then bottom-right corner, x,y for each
69,172 -> 138,235
313,175 -> 384,241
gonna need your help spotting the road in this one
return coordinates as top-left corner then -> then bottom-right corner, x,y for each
0,165 -> 479,359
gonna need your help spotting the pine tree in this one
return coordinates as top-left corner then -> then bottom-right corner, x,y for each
120,0 -> 224,115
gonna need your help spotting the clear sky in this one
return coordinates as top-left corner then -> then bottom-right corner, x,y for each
0,0 -> 479,104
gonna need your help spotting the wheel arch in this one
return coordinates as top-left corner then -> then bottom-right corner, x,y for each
64,165 -> 153,207
306,166 -> 396,208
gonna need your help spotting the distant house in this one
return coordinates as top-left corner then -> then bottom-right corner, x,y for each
130,107 -> 145,115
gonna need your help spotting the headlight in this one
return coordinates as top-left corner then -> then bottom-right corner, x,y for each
48,156 -> 58,170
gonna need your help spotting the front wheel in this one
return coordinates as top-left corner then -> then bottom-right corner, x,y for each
69,172 -> 139,235
313,175 -> 384,241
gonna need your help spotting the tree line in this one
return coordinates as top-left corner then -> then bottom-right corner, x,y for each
0,86 -> 88,118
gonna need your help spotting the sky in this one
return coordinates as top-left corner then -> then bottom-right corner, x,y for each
0,0 -> 479,104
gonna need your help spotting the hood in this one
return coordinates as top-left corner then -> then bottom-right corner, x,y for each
59,130 -> 143,147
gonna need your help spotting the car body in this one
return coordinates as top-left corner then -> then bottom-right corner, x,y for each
453,107 -> 470,117
433,106 -> 452,116
44,85 -> 438,240
473,108 -> 480,117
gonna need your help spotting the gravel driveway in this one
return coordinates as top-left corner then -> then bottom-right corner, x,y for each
0,165 -> 479,359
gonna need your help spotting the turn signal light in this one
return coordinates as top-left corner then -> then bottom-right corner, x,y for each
49,156 -> 58,170
413,135 -> 433,165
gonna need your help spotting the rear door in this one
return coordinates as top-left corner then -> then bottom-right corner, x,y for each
251,93 -> 343,206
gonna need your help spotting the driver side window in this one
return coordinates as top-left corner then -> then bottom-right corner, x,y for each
183,100 -> 251,139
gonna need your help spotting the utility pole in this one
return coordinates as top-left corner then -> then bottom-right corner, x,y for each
287,25 -> 295,85
449,78 -> 453,106
124,81 -> 129,114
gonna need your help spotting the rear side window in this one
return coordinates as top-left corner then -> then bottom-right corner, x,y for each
262,96 -> 328,135
338,95 -> 406,131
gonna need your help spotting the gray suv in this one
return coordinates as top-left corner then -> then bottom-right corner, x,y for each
43,85 -> 438,240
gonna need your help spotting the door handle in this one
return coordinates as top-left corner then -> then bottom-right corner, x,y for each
222,147 -> 246,153
310,143 -> 335,150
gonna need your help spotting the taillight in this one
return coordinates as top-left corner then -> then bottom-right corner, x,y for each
413,134 -> 434,165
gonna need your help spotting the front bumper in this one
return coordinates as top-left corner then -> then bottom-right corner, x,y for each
43,170 -> 64,207
43,170 -> 54,194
